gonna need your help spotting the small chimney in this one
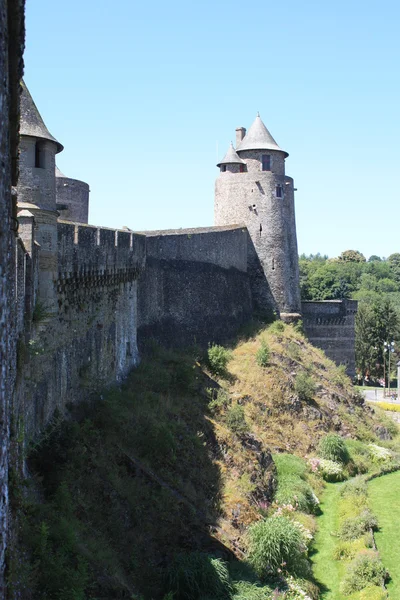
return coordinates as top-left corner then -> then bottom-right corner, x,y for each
236,127 -> 246,147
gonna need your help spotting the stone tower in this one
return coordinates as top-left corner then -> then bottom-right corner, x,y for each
214,114 -> 301,320
55,165 -> 90,224
17,80 -> 63,313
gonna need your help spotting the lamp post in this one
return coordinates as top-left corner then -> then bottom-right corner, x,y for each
384,341 -> 395,397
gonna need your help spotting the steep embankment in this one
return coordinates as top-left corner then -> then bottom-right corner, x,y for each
9,322 -> 396,599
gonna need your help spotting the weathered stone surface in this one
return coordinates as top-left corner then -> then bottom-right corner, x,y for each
0,0 -> 25,592
302,300 -> 358,376
215,123 -> 301,317
137,226 -> 253,349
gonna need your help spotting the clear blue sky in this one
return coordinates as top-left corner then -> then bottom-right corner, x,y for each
24,0 -> 400,258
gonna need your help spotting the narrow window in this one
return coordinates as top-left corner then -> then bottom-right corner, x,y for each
240,164 -> 245,173
276,185 -> 283,198
272,258 -> 275,270
221,165 -> 227,172
259,223 -> 262,236
35,142 -> 44,168
261,154 -> 271,171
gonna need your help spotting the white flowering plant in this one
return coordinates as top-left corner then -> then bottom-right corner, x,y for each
368,444 -> 393,462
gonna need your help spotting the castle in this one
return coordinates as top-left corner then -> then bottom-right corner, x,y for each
13,82 -> 357,441
0,3 -> 357,587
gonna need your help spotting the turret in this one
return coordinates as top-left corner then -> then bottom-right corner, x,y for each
56,166 -> 90,224
215,114 -> 301,320
17,80 -> 63,313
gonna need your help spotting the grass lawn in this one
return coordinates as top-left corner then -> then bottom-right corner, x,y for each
312,482 -> 347,600
369,470 -> 400,598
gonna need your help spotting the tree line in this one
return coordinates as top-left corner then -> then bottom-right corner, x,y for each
299,251 -> 400,383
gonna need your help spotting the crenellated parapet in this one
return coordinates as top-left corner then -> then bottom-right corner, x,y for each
57,222 -> 145,280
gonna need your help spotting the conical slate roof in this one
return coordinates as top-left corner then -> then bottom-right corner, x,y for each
20,80 -> 63,153
217,143 -> 246,167
236,113 -> 288,157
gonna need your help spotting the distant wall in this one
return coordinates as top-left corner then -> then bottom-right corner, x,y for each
138,225 -> 253,348
302,300 -> 358,376
16,222 -> 146,439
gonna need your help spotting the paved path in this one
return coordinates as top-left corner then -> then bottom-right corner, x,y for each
362,388 -> 399,403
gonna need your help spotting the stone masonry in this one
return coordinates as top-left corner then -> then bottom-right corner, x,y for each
215,115 -> 301,321
0,0 -> 25,593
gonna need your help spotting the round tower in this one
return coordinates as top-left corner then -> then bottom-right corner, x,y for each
215,114 -> 301,320
17,80 -> 63,313
56,166 -> 90,224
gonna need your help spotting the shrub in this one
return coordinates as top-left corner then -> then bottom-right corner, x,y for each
256,341 -> 270,367
232,581 -> 274,600
331,364 -> 348,387
368,444 -> 393,462
340,551 -> 388,595
333,537 -> 366,561
208,388 -> 230,413
339,510 -> 378,541
226,404 -> 247,436
294,372 -> 316,401
318,434 -> 350,464
345,440 -> 371,474
207,345 -> 231,376
247,516 -> 308,578
340,476 -> 368,498
275,475 -> 317,513
269,320 -> 285,334
358,585 -> 388,600
318,458 -> 345,482
166,552 -> 232,600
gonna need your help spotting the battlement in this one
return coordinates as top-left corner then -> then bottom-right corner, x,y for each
57,221 -> 146,277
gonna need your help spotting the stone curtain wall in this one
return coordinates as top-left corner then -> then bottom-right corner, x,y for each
16,223 -> 145,440
0,0 -> 25,593
301,300 -> 358,376
137,225 -> 253,349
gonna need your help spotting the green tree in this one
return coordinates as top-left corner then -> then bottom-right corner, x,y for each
388,253 -> 400,284
339,250 -> 366,263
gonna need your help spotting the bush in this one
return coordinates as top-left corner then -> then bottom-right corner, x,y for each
275,475 -> 317,513
357,585 -> 388,600
294,372 -> 316,401
339,510 -> 378,541
318,434 -> 350,464
232,581 -> 274,600
247,516 -> 308,578
368,444 -> 393,462
345,441 -> 371,474
207,345 -> 231,376
208,388 -> 230,413
269,320 -> 285,334
166,552 -> 232,600
318,458 -> 345,482
340,551 -> 388,595
226,404 -> 247,436
340,476 -> 368,498
333,537 -> 366,561
256,341 -> 270,367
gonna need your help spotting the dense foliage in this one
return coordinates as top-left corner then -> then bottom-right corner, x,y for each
299,252 -> 400,380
